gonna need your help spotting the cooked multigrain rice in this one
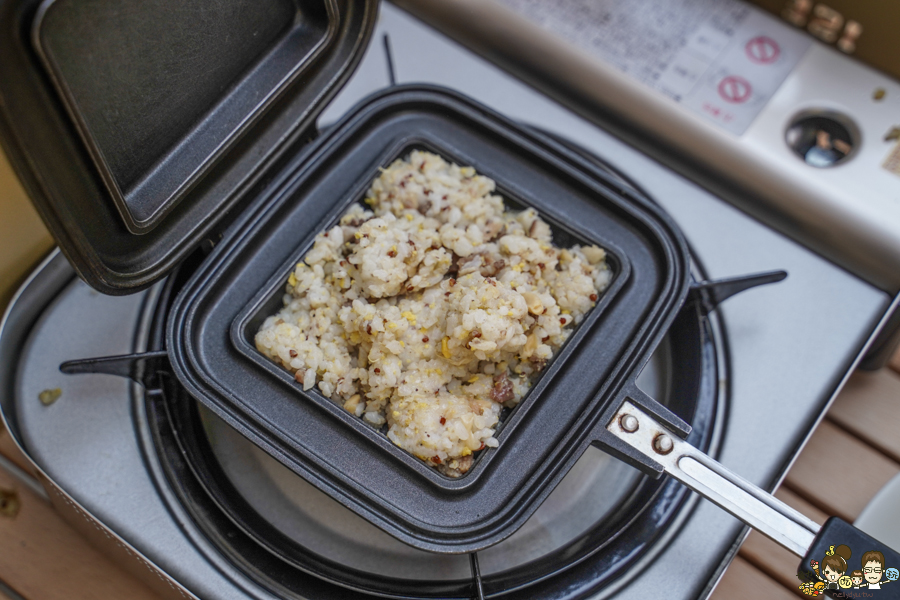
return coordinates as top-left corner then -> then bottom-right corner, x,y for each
255,150 -> 611,476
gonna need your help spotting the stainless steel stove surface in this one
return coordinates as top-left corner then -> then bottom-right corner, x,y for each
0,4 -> 892,600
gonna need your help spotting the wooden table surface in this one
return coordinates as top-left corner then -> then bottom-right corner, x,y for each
711,355 -> 900,600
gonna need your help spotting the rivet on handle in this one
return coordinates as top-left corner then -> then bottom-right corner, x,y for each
653,434 -> 674,455
619,413 -> 639,432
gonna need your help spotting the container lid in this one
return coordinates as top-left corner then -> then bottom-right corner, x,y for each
0,0 -> 378,294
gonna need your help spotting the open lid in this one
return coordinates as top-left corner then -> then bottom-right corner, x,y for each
0,0 -> 378,294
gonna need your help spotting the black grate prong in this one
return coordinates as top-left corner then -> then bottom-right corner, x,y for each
383,33 -> 396,86
59,350 -> 169,386
690,270 -> 787,314
470,552 -> 485,600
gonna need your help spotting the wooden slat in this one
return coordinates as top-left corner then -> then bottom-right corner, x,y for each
738,488 -> 828,597
709,556 -> 800,600
889,345 -> 900,375
0,148 -> 53,313
783,420 -> 900,522
828,370 -> 900,463
0,466 -> 163,600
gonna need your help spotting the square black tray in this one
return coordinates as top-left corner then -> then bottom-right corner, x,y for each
167,86 -> 691,553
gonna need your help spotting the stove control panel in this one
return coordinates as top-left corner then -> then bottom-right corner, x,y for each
393,0 -> 900,293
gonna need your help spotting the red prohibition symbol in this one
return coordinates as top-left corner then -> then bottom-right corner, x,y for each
718,75 -> 752,104
745,36 -> 780,64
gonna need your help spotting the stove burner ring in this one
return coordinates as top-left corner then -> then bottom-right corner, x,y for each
137,150 -> 727,599
144,279 -> 721,599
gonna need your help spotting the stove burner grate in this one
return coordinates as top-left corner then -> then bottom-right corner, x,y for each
56,148 -> 765,599
129,259 -> 720,599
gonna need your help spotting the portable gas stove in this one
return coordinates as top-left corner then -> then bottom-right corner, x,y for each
0,3 -> 894,600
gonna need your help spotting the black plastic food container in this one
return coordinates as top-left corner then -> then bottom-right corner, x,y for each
0,0 -> 694,554
169,85 -> 692,553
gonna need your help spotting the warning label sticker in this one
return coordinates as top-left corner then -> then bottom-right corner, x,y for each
495,0 -> 812,135
745,36 -> 780,64
718,76 -> 752,104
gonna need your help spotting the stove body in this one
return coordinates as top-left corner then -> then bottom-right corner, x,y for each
0,4 -> 894,600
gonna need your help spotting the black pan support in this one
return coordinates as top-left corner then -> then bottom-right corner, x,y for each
59,272 -> 782,391
59,272 -> 781,440
58,275 -> 781,471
